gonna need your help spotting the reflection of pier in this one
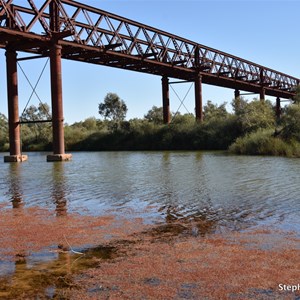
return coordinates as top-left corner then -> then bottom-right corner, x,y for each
5,160 -> 70,269
8,163 -> 24,209
7,158 -> 69,215
51,162 -> 68,217
6,163 -> 27,275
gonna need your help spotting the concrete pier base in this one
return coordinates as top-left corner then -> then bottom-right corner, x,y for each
47,154 -> 72,162
4,155 -> 28,163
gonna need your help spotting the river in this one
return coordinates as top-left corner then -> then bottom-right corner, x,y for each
1,151 -> 300,233
1,151 -> 300,298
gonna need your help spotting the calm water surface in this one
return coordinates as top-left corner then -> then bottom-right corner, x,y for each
1,151 -> 300,233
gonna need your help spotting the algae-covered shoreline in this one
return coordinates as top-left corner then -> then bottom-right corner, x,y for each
1,205 -> 300,299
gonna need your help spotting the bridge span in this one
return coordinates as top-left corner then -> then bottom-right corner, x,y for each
0,0 -> 299,161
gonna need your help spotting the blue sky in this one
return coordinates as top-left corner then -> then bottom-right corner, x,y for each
0,0 -> 299,124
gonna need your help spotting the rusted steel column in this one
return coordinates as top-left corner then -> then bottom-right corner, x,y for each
47,0 -> 71,161
50,0 -> 60,32
234,89 -> 240,99
50,44 -> 64,155
4,49 -> 27,162
162,75 -> 170,124
195,73 -> 203,122
260,88 -> 265,101
47,44 -> 71,161
234,89 -> 241,112
276,97 -> 281,119
6,49 -> 20,156
259,68 -> 266,101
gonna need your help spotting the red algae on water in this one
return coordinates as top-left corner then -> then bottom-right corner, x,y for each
62,226 -> 300,300
1,205 -> 300,299
0,206 -> 148,261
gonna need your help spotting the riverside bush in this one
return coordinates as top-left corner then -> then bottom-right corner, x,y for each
229,129 -> 300,157
1,94 -> 300,157
280,104 -> 300,142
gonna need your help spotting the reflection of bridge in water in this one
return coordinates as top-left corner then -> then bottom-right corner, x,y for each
3,161 -> 69,284
7,161 -> 68,214
0,0 -> 299,161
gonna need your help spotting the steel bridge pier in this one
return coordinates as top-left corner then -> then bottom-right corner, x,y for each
260,88 -> 265,101
46,43 -> 72,162
162,75 -> 204,124
162,76 -> 170,124
4,49 -> 27,162
46,0 -> 71,162
195,74 -> 203,122
276,97 -> 281,119
234,89 -> 240,100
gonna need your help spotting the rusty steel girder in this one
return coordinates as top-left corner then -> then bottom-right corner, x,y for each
0,0 -> 299,99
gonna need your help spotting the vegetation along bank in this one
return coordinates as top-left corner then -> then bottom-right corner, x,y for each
1,88 -> 300,156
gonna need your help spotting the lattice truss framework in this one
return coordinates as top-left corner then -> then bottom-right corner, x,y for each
0,0 -> 299,99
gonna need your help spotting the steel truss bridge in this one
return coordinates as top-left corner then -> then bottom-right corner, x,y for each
0,0 -> 299,161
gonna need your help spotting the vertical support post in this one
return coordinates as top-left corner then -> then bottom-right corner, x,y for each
47,0 -> 71,161
234,89 -> 240,99
4,49 -> 27,162
162,75 -> 170,124
195,73 -> 203,122
194,45 -> 203,122
234,89 -> 241,112
260,88 -> 265,101
47,44 -> 71,162
276,97 -> 281,119
259,68 -> 265,101
50,0 -> 60,33
50,44 -> 64,155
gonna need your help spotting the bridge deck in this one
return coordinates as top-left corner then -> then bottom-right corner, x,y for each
0,0 -> 299,99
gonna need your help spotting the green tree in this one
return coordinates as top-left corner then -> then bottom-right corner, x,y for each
144,106 -> 164,124
293,85 -> 300,104
171,113 -> 195,125
82,117 -> 97,131
98,93 -> 127,123
21,102 -> 51,122
20,102 -> 52,148
280,103 -> 300,141
231,96 -> 248,116
203,101 -> 228,121
0,113 -> 8,130
232,99 -> 275,134
0,113 -> 8,150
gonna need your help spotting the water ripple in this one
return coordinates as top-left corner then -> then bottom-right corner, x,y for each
1,152 -> 300,232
